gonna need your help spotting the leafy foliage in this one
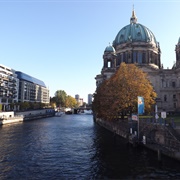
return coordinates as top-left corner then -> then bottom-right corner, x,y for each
93,63 -> 157,120
51,90 -> 78,108
54,90 -> 67,107
10,101 -> 47,111
65,95 -> 79,108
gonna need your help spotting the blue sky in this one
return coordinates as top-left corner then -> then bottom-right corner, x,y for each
0,0 -> 179,102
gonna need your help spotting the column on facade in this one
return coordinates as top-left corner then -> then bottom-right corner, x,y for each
146,50 -> 149,63
136,51 -> 138,63
113,57 -> 116,68
176,45 -> 180,65
103,58 -> 107,68
131,50 -> 133,63
154,52 -> 158,66
151,52 -> 154,64
111,59 -> 113,68
126,52 -> 128,63
129,51 -> 132,63
149,51 -> 152,63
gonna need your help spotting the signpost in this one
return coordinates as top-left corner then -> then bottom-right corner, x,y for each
161,111 -> 166,119
132,114 -> 138,121
137,96 -> 144,141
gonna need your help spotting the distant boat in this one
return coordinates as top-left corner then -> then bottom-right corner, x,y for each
64,108 -> 73,115
65,111 -> 72,115
55,112 -> 65,117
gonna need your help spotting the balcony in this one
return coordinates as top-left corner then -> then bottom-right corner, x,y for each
12,90 -> 17,94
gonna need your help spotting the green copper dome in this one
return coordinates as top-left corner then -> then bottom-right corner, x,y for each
104,45 -> 115,52
113,9 -> 159,48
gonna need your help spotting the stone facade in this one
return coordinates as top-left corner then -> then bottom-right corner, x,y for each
95,10 -> 180,113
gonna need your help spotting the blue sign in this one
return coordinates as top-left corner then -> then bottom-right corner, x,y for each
138,96 -> 144,115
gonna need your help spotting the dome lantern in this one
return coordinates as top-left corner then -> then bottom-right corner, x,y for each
130,6 -> 137,24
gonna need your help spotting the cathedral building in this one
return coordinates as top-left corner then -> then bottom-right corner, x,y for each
95,9 -> 180,114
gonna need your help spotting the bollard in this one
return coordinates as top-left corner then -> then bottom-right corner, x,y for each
130,128 -> 132,134
157,149 -> 162,162
143,136 -> 146,145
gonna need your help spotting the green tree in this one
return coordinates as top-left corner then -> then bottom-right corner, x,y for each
50,97 -> 57,108
54,90 -> 67,107
20,101 -> 30,111
93,63 -> 157,120
65,95 -> 78,108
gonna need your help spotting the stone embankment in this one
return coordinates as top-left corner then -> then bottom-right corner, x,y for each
0,109 -> 55,125
95,117 -> 180,161
0,116 -> 24,125
15,109 -> 55,121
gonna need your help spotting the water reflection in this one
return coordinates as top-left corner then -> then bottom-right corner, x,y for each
0,115 -> 180,179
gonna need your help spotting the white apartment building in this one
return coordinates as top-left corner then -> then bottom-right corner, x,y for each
0,65 -> 49,111
15,71 -> 49,104
0,64 -> 19,110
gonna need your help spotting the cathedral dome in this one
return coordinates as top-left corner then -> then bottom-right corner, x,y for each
104,44 -> 115,53
113,9 -> 159,48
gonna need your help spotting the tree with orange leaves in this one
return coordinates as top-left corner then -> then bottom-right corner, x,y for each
93,63 -> 157,120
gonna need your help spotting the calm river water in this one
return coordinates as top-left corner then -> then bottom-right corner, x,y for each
1,114 -> 180,179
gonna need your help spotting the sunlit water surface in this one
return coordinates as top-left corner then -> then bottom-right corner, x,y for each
0,114 -> 180,179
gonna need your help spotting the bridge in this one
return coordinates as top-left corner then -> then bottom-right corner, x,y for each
73,107 -> 92,114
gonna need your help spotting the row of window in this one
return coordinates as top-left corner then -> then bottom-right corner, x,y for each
164,94 -> 176,101
162,80 -> 179,88
115,51 -> 159,66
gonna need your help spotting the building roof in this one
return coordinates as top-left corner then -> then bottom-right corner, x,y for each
113,9 -> 159,48
104,44 -> 116,53
15,71 -> 46,87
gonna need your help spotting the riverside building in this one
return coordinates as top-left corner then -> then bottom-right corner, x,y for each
95,9 -> 180,113
15,71 -> 49,104
75,94 -> 84,106
88,94 -> 93,105
0,64 -> 49,110
0,64 -> 19,110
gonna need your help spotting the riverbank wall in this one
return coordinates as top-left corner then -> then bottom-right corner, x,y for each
0,116 -> 23,125
95,117 -> 180,161
0,109 -> 55,125
15,109 -> 55,121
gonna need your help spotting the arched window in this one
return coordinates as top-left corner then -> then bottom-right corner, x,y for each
142,52 -> 146,63
172,81 -> 176,88
117,54 -> 121,66
133,52 -> 137,63
137,52 -> 142,64
173,94 -> 176,100
107,61 -> 111,68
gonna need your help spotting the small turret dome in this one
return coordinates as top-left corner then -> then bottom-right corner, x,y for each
104,44 -> 115,53
178,37 -> 180,44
